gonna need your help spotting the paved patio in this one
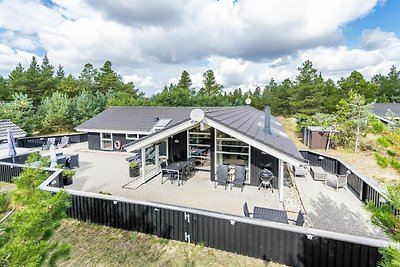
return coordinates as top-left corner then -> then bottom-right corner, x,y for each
62,143 -> 283,216
294,172 -> 388,239
49,143 -> 388,239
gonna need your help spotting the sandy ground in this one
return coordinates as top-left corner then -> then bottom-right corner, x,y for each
279,117 -> 400,186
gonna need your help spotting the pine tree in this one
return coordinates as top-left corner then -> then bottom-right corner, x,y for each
199,70 -> 223,95
290,60 -> 324,115
177,70 -> 192,90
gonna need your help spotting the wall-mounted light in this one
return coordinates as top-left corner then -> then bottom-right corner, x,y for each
229,220 -> 236,225
318,156 -> 324,160
346,170 -> 351,175
174,139 -> 180,144
306,234 -> 313,240
113,200 -> 118,205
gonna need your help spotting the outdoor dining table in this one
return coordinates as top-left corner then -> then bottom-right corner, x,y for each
253,206 -> 289,224
161,160 -> 190,186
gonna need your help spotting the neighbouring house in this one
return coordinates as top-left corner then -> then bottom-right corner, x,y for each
91,105 -> 307,202
372,103 -> 400,125
303,126 -> 337,150
0,119 -> 26,143
75,106 -> 225,151
0,120 -> 28,159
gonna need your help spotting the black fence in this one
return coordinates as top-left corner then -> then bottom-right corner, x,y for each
38,187 -> 385,267
0,159 -> 393,267
0,153 -> 31,164
300,150 -> 399,216
34,171 -> 392,267
17,133 -> 88,148
0,162 -> 24,183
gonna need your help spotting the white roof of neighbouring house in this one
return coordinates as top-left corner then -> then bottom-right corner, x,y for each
372,103 -> 400,122
0,120 -> 26,141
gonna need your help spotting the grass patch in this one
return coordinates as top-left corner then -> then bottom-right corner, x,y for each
374,153 -> 390,168
52,219 -> 285,267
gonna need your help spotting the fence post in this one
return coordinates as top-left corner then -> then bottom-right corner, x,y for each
359,180 -> 364,201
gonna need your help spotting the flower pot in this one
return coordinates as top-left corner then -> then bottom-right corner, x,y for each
129,167 -> 140,177
63,176 -> 73,185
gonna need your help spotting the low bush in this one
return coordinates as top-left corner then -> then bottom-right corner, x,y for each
375,153 -> 390,168
387,149 -> 397,157
377,136 -> 391,148
389,158 -> 400,172
0,192 -> 10,213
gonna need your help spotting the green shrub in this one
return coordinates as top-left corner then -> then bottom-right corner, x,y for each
387,150 -> 397,157
378,246 -> 400,267
367,202 -> 400,241
389,158 -> 400,172
129,161 -> 139,169
375,153 -> 390,168
377,136 -> 391,148
368,116 -> 386,134
0,192 -> 10,213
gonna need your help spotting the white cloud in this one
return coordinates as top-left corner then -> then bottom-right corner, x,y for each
0,0 -> 64,34
0,0 -> 399,96
0,44 -> 38,73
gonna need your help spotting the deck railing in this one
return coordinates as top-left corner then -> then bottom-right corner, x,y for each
0,159 -> 397,267
17,133 -> 88,148
300,150 -> 399,216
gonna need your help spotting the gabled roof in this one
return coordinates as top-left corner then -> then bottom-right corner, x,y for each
0,120 -> 26,141
372,103 -> 400,120
75,106 -> 226,134
204,106 -> 305,163
123,106 -> 306,165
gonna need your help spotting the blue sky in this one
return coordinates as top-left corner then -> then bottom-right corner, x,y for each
344,0 -> 400,47
0,0 -> 399,94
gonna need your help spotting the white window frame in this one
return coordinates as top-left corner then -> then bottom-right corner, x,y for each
126,133 -> 139,141
215,129 -> 251,184
100,132 -> 113,150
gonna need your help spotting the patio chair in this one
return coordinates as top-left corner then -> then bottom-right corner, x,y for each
294,165 -> 308,177
42,137 -> 55,150
243,202 -> 252,217
231,166 -> 246,192
288,210 -> 305,226
295,210 -> 305,226
57,136 -> 69,149
328,174 -> 348,191
214,165 -> 229,189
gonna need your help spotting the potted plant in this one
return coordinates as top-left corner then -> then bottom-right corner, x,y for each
129,161 -> 140,177
62,169 -> 75,186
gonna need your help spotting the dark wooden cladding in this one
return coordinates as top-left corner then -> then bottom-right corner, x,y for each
0,164 -> 24,182
17,133 -> 88,148
64,193 -> 381,267
250,147 -> 279,187
168,131 -> 187,161
300,150 -> 399,217
88,132 -> 101,150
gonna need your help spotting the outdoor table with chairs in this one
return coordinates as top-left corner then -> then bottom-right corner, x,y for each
161,159 -> 194,186
243,202 -> 305,226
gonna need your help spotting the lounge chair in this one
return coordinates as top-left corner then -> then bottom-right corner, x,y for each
327,174 -> 348,191
231,166 -> 246,192
214,165 -> 229,189
243,202 -> 252,217
42,137 -> 55,150
294,165 -> 308,177
57,136 -> 69,149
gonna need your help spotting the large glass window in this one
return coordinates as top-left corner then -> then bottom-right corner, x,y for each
189,125 -> 211,169
101,133 -> 113,150
216,130 -> 250,182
